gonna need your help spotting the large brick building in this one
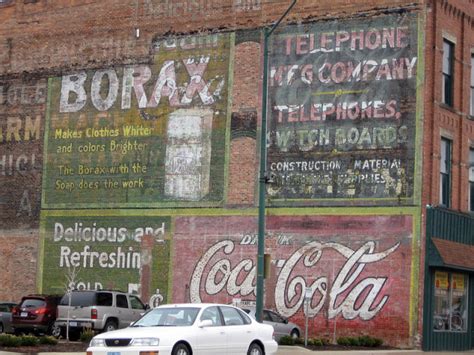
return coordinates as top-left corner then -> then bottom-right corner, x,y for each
0,0 -> 473,350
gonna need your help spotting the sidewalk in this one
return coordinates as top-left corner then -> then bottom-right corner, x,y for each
1,348 -> 474,355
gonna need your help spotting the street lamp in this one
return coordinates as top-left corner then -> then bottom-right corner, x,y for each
256,0 -> 297,323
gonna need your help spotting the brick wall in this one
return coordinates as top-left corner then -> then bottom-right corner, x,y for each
2,0 -> 470,348
422,0 -> 474,210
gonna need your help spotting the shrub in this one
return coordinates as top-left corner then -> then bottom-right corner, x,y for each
294,337 -> 304,345
348,337 -> 360,346
0,334 -> 22,347
80,328 -> 95,343
39,336 -> 59,345
321,338 -> 330,345
358,335 -> 375,347
19,335 -> 39,346
310,338 -> 323,346
337,335 -> 384,348
357,335 -> 384,347
373,337 -> 384,347
336,337 -> 350,346
279,335 -> 296,345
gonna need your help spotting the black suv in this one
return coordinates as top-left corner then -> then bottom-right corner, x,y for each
11,294 -> 62,335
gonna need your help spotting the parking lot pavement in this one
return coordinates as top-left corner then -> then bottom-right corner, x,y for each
1,348 -> 474,355
277,347 -> 474,355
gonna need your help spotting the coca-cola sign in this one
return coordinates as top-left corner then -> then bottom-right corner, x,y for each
172,215 -> 412,328
190,239 -> 399,320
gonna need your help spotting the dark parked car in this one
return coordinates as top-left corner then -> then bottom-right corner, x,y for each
0,302 -> 17,333
11,294 -> 62,335
241,306 -> 302,341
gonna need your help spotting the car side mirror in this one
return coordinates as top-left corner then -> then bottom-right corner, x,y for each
145,304 -> 150,310
283,319 -> 288,324
198,319 -> 213,328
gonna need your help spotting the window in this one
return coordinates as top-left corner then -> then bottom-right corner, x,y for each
220,306 -> 245,326
268,310 -> 286,323
96,292 -> 113,306
470,54 -> 474,116
116,294 -> 128,308
200,306 -> 223,326
442,40 -> 454,107
433,271 -> 468,332
129,295 -> 145,310
60,291 -> 95,306
469,148 -> 474,212
440,138 -> 452,207
20,299 -> 46,308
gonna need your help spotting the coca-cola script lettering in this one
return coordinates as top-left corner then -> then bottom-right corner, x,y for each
190,239 -> 399,320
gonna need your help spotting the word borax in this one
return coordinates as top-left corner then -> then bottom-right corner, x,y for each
59,59 -> 223,113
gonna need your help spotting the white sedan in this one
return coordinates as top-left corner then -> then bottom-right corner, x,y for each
87,303 -> 278,355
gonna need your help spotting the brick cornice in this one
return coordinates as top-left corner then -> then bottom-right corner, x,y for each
438,0 -> 474,28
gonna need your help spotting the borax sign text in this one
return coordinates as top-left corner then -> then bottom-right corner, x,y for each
43,33 -> 231,208
267,13 -> 418,203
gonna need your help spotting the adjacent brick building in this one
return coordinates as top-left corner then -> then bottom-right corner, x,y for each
0,0 -> 473,350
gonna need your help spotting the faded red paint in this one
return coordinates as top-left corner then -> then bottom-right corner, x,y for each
172,214 -> 412,347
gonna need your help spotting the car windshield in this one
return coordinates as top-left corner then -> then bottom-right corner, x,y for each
132,307 -> 200,327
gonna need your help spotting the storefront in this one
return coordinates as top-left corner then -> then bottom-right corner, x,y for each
422,207 -> 474,351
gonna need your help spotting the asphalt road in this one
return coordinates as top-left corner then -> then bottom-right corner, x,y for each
1,346 -> 474,355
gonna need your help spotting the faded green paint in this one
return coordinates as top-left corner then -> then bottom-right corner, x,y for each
42,33 -> 233,209
223,33 -> 236,204
40,206 -> 418,218
407,11 -> 426,345
39,214 -> 171,298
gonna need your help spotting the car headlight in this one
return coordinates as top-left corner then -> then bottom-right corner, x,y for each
132,338 -> 160,346
89,338 -> 106,347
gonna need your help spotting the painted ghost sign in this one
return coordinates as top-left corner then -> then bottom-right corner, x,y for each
42,33 -> 232,208
267,13 -> 419,204
172,215 -> 412,338
0,79 -> 46,228
40,213 -> 170,302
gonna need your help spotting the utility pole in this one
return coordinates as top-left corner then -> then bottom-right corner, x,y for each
256,0 -> 297,323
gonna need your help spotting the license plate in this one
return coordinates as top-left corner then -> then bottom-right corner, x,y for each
21,312 -> 28,317
69,321 -> 77,327
107,352 -> 120,355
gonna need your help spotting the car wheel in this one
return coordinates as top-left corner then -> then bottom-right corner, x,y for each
247,342 -> 263,355
172,343 -> 191,355
290,329 -> 300,339
103,320 -> 118,332
0,322 -> 4,334
50,324 -> 61,338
